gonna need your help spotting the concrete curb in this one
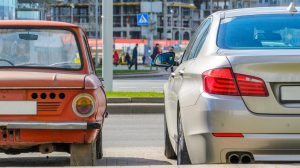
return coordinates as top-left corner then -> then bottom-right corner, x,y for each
108,97 -> 164,103
107,103 -> 164,114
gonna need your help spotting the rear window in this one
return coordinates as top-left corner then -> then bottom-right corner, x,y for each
217,14 -> 300,49
0,29 -> 82,69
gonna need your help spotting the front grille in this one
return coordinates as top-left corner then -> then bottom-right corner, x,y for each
37,102 -> 61,112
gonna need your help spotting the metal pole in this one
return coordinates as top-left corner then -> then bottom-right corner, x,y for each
102,0 -> 113,91
179,5 -> 182,44
71,3 -> 74,23
95,0 -> 99,67
210,0 -> 213,14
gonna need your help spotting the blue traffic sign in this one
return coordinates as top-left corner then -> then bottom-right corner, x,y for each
137,13 -> 149,26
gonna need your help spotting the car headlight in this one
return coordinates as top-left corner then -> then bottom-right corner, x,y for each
72,93 -> 96,117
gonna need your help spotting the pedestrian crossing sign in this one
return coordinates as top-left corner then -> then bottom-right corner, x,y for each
137,13 -> 149,26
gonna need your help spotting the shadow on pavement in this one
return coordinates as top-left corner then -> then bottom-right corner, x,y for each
0,156 -> 70,167
0,156 -> 173,167
97,157 -> 173,166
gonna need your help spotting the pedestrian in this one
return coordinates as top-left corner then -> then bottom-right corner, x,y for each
151,43 -> 160,64
125,52 -> 131,66
129,44 -> 138,70
113,50 -> 119,66
165,46 -> 175,72
142,55 -> 146,65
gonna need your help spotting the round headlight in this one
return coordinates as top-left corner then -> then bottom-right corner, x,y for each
72,93 -> 95,117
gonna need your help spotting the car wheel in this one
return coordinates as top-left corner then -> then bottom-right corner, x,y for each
164,114 -> 176,159
70,140 -> 97,166
177,111 -> 191,165
96,130 -> 103,159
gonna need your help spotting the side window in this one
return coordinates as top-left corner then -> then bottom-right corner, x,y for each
181,19 -> 208,62
188,18 -> 212,60
81,31 -> 95,74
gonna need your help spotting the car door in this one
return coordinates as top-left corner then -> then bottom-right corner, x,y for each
165,18 -> 213,147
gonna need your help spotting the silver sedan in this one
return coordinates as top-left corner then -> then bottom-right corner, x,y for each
155,4 -> 300,165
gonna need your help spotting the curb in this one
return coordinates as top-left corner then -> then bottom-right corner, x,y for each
107,97 -> 164,114
107,103 -> 164,114
107,97 -> 164,103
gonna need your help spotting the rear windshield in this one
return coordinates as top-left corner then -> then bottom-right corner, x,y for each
0,29 -> 82,69
217,14 -> 300,49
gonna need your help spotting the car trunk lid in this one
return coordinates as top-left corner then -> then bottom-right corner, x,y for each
0,71 -> 85,88
219,49 -> 300,115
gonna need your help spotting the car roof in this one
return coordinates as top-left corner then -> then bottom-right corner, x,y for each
216,6 -> 300,18
0,20 -> 79,28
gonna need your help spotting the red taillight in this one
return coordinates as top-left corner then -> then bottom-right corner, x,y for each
202,68 -> 239,96
212,133 -> 244,138
202,68 -> 268,96
235,74 -> 269,96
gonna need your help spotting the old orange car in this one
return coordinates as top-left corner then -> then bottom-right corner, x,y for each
0,21 -> 107,166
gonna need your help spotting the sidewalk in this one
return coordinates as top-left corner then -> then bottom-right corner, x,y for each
111,65 -> 170,79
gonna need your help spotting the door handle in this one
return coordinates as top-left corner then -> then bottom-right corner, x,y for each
179,70 -> 185,76
171,72 -> 175,78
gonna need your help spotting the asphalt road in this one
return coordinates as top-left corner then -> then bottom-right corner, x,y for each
0,114 -> 175,167
113,76 -> 169,92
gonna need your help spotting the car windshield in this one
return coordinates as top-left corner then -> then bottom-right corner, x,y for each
0,29 -> 82,69
217,14 -> 300,49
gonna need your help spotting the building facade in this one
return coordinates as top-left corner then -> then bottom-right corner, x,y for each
48,0 -> 200,40
16,0 -> 47,20
0,0 -> 16,20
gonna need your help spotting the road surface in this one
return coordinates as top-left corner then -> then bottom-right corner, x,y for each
0,114 -> 175,166
113,76 -> 168,92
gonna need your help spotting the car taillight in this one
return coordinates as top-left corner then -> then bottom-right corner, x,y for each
72,93 -> 96,117
202,68 -> 268,96
202,68 -> 239,96
235,74 -> 269,96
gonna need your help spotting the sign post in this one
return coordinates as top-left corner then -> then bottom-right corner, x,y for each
102,0 -> 113,91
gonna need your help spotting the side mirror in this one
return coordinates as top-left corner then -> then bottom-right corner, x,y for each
154,52 -> 175,67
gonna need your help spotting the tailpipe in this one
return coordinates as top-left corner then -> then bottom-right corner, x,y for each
240,154 -> 252,164
228,154 -> 240,164
39,144 -> 55,154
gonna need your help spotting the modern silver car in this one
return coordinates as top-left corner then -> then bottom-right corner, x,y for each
155,4 -> 300,165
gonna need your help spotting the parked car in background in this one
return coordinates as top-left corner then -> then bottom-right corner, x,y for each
0,21 -> 107,166
155,4 -> 300,164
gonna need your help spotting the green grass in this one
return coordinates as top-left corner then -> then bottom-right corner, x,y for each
106,92 -> 164,98
96,69 -> 158,75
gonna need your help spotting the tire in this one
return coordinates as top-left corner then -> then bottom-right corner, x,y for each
177,111 -> 191,165
70,140 -> 97,166
164,114 -> 176,159
96,130 -> 103,159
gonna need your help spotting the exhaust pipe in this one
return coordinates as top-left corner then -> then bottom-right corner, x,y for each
39,144 -> 55,154
228,154 -> 240,164
240,154 -> 252,164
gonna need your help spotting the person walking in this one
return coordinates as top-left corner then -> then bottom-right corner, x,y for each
165,46 -> 175,72
113,50 -> 119,66
129,44 -> 138,70
125,52 -> 131,66
151,43 -> 160,64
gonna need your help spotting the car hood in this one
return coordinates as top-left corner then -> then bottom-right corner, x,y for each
0,71 -> 86,88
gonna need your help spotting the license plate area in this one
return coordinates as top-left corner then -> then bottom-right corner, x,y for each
280,86 -> 300,103
0,101 -> 37,115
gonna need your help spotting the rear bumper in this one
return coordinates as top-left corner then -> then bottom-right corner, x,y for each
0,121 -> 101,130
180,92 -> 300,164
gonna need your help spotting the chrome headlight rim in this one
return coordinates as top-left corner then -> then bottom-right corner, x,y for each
72,93 -> 96,117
